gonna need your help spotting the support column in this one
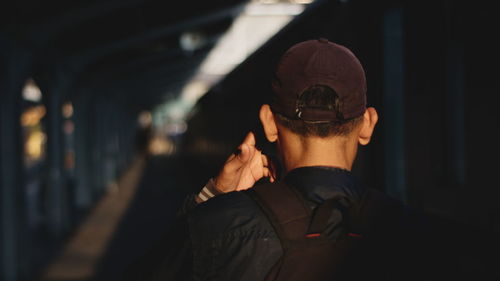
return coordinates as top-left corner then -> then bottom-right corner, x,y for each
90,98 -> 106,198
383,7 -> 407,202
73,92 -> 93,211
445,3 -> 465,187
0,36 -> 30,281
42,71 -> 72,237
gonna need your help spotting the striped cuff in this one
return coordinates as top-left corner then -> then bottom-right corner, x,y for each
197,178 -> 222,203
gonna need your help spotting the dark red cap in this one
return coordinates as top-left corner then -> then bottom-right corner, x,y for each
271,38 -> 367,121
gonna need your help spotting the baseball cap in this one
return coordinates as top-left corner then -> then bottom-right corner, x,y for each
271,38 -> 367,122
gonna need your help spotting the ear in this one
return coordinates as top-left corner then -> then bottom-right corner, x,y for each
259,104 -> 278,143
358,107 -> 378,146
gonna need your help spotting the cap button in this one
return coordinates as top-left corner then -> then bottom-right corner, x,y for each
318,38 -> 329,43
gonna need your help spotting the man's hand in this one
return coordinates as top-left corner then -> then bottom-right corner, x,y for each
214,131 -> 275,193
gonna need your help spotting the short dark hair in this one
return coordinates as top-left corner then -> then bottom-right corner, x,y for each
272,85 -> 363,138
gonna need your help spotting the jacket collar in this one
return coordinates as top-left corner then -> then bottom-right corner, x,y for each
283,166 -> 365,205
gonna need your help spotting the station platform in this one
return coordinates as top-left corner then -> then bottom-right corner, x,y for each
38,153 -> 196,281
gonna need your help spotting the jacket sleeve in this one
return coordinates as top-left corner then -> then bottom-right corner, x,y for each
122,215 -> 193,281
176,193 -> 199,216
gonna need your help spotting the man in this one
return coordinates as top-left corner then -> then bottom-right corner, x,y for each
127,38 -> 467,281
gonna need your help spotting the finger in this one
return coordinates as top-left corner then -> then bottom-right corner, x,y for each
263,167 -> 272,178
263,166 -> 269,177
249,149 -> 265,179
241,131 -> 256,147
261,154 -> 268,167
261,154 -> 277,179
236,143 -> 252,163
223,144 -> 251,173
225,153 -> 236,163
262,167 -> 275,182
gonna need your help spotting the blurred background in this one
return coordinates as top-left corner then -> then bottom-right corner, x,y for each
1,0 -> 499,280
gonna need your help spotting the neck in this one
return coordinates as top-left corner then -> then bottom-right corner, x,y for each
277,130 -> 358,173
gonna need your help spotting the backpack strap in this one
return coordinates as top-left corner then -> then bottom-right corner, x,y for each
247,182 -> 352,251
306,198 -> 347,236
246,182 -> 312,249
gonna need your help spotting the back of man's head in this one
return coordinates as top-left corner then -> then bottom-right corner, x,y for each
271,38 -> 367,137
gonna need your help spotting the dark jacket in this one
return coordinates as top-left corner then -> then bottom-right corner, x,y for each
125,166 -> 489,281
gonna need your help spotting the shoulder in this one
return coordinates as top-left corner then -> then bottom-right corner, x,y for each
186,188 -> 273,239
189,190 -> 256,218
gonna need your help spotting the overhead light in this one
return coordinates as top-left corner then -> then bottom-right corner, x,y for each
291,0 -> 314,4
62,102 -> 74,118
257,0 -> 279,4
245,2 -> 305,16
179,31 -> 207,52
21,105 -> 46,127
22,79 -> 42,102
138,111 -> 152,128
